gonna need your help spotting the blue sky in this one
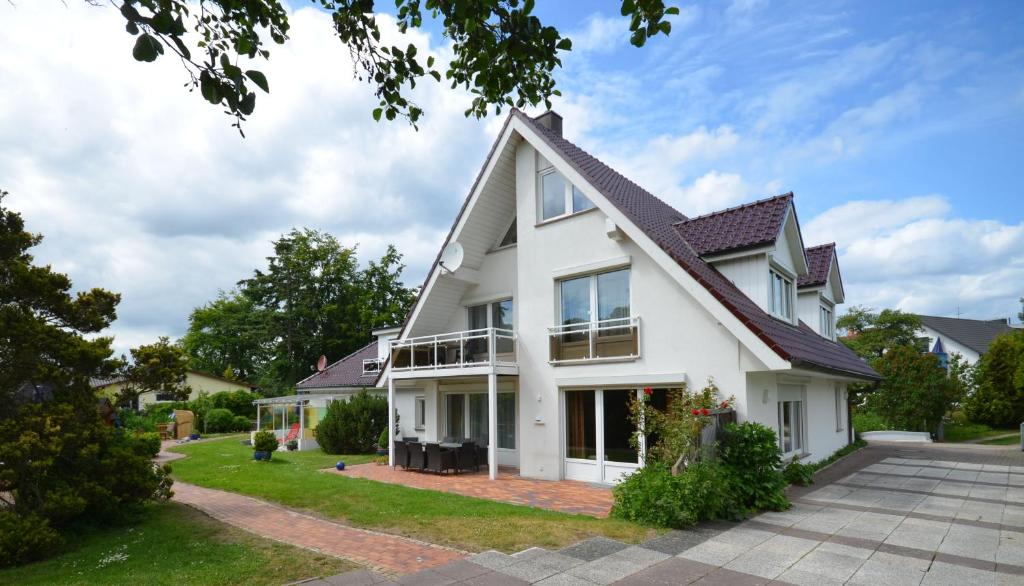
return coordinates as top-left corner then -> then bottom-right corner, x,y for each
1,0 -> 1022,355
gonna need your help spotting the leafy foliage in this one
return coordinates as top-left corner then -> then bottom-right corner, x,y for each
782,460 -> 815,486
865,346 -> 955,433
626,380 -> 731,467
205,408 -> 241,432
0,191 -> 171,566
718,422 -> 788,513
963,329 -> 1024,428
315,391 -> 388,454
111,0 -> 679,130
116,336 -> 193,408
611,462 -> 737,528
252,430 -> 279,453
183,232 -> 415,393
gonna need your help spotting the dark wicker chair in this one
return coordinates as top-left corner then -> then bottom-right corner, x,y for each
456,441 -> 477,473
475,444 -> 488,472
402,436 -> 418,443
392,440 -> 409,469
425,443 -> 456,474
406,441 -> 425,471
442,436 -> 458,444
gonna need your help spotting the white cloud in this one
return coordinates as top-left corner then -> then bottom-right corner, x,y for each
0,2 -> 491,355
806,196 -> 1024,320
570,14 -> 627,54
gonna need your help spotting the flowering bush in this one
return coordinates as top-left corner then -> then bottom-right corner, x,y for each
627,379 -> 734,468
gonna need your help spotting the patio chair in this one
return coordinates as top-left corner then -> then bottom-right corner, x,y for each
456,441 -> 477,473
475,443 -> 488,472
442,436 -> 457,444
402,436 -> 418,443
406,442 -> 425,471
392,440 -> 409,469
425,443 -> 456,474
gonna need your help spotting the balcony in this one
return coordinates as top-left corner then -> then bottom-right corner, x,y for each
362,358 -> 384,375
548,317 -> 640,364
389,328 -> 517,376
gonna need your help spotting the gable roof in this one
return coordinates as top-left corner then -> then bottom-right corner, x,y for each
295,342 -> 380,390
798,243 -> 835,288
917,315 -> 1015,356
512,110 -> 878,380
675,193 -> 793,256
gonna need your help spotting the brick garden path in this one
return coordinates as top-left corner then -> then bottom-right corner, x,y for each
159,449 -> 464,576
335,463 -> 614,517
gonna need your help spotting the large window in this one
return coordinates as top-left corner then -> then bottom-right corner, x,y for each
444,392 -> 516,449
539,169 -> 595,222
559,269 -> 630,328
467,299 -> 514,356
769,269 -> 794,320
565,390 -> 596,460
552,268 -> 636,362
820,305 -> 834,339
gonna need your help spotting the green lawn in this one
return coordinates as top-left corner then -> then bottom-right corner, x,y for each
981,433 -> 1021,446
942,419 -> 1017,443
0,502 -> 355,586
169,438 -> 655,553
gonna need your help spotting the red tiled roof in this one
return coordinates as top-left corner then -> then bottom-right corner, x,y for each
295,342 -> 380,389
675,194 -> 793,256
513,110 -> 878,380
798,243 -> 835,288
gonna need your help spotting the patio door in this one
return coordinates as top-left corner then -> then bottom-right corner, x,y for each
442,391 -> 518,466
563,389 -> 640,484
777,384 -> 806,458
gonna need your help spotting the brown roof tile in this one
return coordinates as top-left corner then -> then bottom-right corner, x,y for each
295,342 -> 380,390
514,110 -> 878,380
798,243 -> 835,288
675,194 -> 793,256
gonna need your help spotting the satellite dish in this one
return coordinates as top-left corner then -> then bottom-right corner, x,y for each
316,355 -> 327,372
438,241 -> 464,273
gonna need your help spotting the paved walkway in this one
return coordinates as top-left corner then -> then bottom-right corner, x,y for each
320,442 -> 1024,585
333,463 -> 614,518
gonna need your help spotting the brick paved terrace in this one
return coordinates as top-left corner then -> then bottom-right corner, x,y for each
329,463 -> 614,518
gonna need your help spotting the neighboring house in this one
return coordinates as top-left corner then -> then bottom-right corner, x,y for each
373,110 -> 878,484
93,370 -> 257,409
917,315 -> 1016,365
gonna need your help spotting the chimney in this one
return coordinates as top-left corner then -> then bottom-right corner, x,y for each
534,111 -> 562,137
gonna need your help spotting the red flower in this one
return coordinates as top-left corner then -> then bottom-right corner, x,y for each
720,401 -> 730,409
643,387 -> 653,396
691,409 -> 700,416
701,408 -> 710,416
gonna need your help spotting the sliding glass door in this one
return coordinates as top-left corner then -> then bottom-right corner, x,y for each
563,388 -> 641,484
443,391 -> 516,451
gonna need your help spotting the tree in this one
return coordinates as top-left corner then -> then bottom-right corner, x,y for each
1018,296 -> 1023,323
184,230 -> 416,392
837,306 -> 924,361
109,0 -> 679,130
963,330 -> 1024,428
865,346 -> 955,433
315,390 -> 388,454
179,291 -> 272,382
0,190 -> 171,566
117,336 -> 193,408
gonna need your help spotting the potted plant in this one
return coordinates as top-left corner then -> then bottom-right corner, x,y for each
376,427 -> 388,456
286,439 -> 298,451
252,430 -> 278,461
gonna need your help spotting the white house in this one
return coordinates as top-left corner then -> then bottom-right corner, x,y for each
917,315 -> 1015,365
374,110 -> 878,484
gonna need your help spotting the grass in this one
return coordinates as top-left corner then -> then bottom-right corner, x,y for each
168,438 -> 656,553
0,502 -> 355,586
981,434 -> 1021,446
942,419 -> 1017,443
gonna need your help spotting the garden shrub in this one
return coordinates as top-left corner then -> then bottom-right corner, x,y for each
252,430 -> 278,453
611,462 -> 737,528
132,431 -> 162,458
865,346 -> 955,433
232,415 -> 252,432
783,460 -> 815,486
0,511 -> 63,568
851,410 -> 891,434
210,389 -> 262,419
719,422 -> 788,513
204,408 -> 236,433
315,391 -> 388,454
378,426 -> 389,449
964,330 -> 1024,428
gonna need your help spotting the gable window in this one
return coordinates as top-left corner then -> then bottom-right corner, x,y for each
497,218 -> 517,248
820,305 -> 834,339
539,168 -> 595,222
769,269 -> 793,320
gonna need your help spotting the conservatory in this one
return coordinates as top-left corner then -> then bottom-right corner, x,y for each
252,393 -> 346,451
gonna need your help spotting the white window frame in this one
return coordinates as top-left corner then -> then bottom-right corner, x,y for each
442,390 -> 517,450
467,298 -> 514,330
492,216 -> 517,251
537,167 -> 596,224
768,267 -> 795,322
777,384 -> 807,458
820,303 -> 834,340
414,396 -> 426,430
557,268 -> 632,329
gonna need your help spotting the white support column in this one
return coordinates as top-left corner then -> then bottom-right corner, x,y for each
488,372 -> 498,480
298,401 -> 305,450
388,377 -> 396,467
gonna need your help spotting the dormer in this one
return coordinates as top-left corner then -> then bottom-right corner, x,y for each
797,243 -> 844,340
674,193 -> 808,324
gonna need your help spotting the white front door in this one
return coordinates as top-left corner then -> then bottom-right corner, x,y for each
563,388 -> 641,484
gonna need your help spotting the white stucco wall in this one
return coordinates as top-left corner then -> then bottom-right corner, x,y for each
746,372 -> 848,463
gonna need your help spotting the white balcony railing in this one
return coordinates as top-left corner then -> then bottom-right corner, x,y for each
362,358 -> 384,375
548,316 -> 641,364
389,327 -> 516,372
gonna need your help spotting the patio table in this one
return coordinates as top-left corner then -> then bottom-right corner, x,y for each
439,442 -> 463,449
